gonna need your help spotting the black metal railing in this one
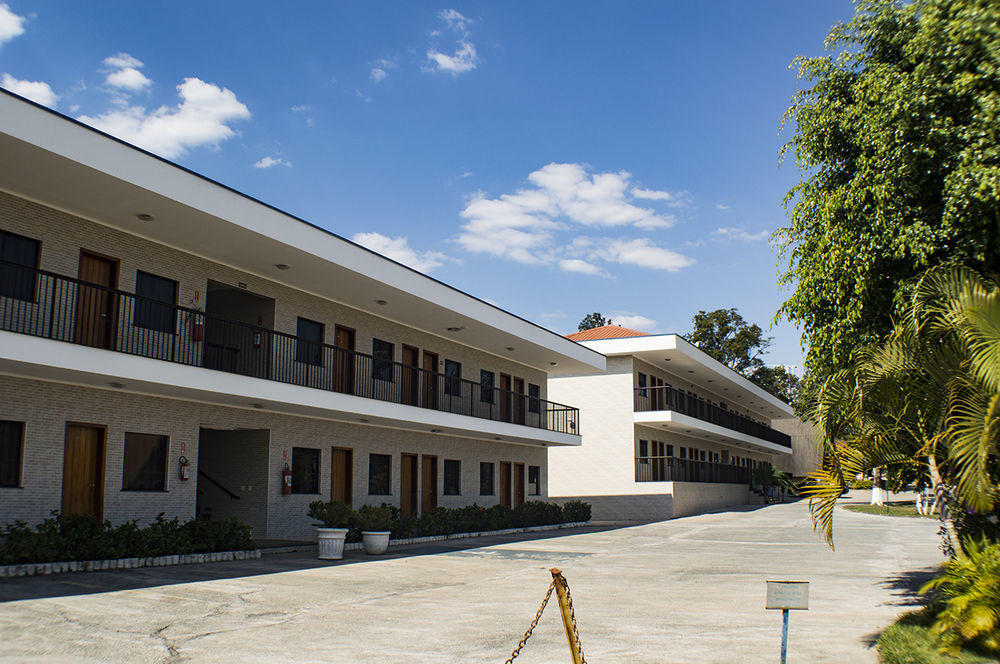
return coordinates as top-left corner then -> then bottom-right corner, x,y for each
0,261 -> 580,435
635,456 -> 750,484
634,385 -> 791,447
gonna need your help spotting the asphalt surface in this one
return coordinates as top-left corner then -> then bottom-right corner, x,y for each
0,494 -> 942,663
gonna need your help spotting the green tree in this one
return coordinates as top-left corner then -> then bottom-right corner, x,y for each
689,308 -> 772,376
776,0 -> 1000,379
578,312 -> 610,332
748,365 -> 801,406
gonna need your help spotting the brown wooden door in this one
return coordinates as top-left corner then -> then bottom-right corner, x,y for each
62,424 -> 105,518
422,351 -> 438,409
400,453 -> 418,518
500,374 -> 512,422
75,252 -> 119,349
402,346 -> 420,406
331,447 -> 353,506
513,463 -> 525,507
421,455 -> 438,513
512,377 -> 525,425
334,326 -> 355,394
499,461 -> 512,508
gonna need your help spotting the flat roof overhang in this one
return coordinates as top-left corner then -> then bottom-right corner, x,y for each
634,410 -> 792,456
0,332 -> 581,447
0,91 -> 605,377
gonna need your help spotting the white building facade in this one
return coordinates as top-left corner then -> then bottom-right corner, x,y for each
0,91 -> 605,540
548,326 -> 794,522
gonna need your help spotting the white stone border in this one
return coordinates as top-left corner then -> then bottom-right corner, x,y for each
341,520 -> 591,551
0,549 -> 262,577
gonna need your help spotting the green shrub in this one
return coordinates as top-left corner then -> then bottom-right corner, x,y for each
852,479 -> 873,490
357,504 -> 395,532
877,618 -> 993,664
562,500 -> 592,523
307,500 -> 355,528
381,500 -> 590,540
513,501 -> 564,527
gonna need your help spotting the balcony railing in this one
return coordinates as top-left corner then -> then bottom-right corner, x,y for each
635,456 -> 749,484
634,385 -> 791,448
0,261 -> 580,435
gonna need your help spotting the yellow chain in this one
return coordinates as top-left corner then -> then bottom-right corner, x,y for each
504,579 -> 556,664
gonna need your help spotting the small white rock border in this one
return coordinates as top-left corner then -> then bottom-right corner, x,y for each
341,520 -> 591,551
0,549 -> 262,578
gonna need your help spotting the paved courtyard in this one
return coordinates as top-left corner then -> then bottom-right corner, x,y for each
0,496 -> 941,663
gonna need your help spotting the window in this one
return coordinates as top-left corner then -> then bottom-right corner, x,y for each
0,230 -> 40,301
292,447 -> 320,494
679,447 -> 687,459
480,370 -> 495,403
666,444 -> 674,457
527,465 -> 540,495
701,450 -> 707,462
133,271 -> 178,333
479,462 -> 494,495
296,317 -> 324,366
638,439 -> 649,462
0,420 -> 24,487
372,338 -> 394,381
122,432 -> 167,492
369,453 -> 391,495
444,360 -> 462,397
443,459 -> 461,495
528,383 -> 540,414
637,372 -> 647,397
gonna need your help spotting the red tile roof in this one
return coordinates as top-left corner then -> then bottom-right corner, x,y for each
566,324 -> 650,341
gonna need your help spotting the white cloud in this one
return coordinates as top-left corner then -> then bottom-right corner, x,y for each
352,232 -> 452,274
426,41 -> 478,75
103,53 -> 142,69
253,156 -> 291,169
290,104 -> 312,112
102,52 -> 152,92
594,238 -> 694,271
0,3 -> 25,48
715,203 -> 730,211
78,77 -> 250,159
370,57 -> 398,83
370,68 -> 387,83
608,312 -> 658,332
439,9 -> 471,36
712,227 -> 769,243
559,258 -> 603,275
1,73 -> 58,107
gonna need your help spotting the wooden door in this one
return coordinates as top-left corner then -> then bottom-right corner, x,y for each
499,461 -> 512,508
513,463 -> 525,508
62,424 -> 105,518
512,377 -> 525,425
652,441 -> 665,481
500,374 -> 512,422
330,447 -> 353,506
402,346 -> 420,406
421,455 -> 438,513
422,351 -> 439,410
75,252 -> 119,349
400,453 -> 418,518
334,326 -> 355,394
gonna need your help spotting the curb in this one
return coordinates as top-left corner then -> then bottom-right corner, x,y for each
339,520 -> 591,552
0,549 -> 262,577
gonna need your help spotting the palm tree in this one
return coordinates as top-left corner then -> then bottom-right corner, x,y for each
802,267 -> 1000,557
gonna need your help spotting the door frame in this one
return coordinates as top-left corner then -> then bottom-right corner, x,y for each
62,422 -> 107,520
330,446 -> 353,506
421,454 -> 438,513
76,249 -> 120,349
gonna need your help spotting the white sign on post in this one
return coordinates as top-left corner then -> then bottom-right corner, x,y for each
766,580 -> 809,610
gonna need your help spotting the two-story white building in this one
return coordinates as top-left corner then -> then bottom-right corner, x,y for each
547,325 -> 795,522
0,90 -> 605,540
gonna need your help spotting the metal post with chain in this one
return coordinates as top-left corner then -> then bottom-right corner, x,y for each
503,568 -> 587,664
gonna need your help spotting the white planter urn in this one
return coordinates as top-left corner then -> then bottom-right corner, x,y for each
316,528 -> 349,560
362,531 -> 390,555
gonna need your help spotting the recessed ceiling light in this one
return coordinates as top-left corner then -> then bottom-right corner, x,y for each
109,382 -> 125,389
135,213 -> 155,222
707,379 -> 713,383
275,263 -> 290,270
664,358 -> 671,361
494,436 -> 502,441
430,428 -> 442,433
688,370 -> 694,374
549,362 -> 557,366
251,403 -> 263,410
505,347 -> 515,352
446,326 -> 464,332
375,300 -> 388,306
359,418 -> 369,423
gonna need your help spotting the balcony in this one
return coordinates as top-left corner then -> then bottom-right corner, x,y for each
0,261 -> 580,435
634,385 -> 791,448
635,456 -> 749,484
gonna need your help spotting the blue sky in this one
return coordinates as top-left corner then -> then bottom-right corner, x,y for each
0,1 -> 856,370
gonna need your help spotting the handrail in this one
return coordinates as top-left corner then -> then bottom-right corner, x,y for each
634,455 -> 750,484
198,469 -> 240,500
0,260 -> 581,434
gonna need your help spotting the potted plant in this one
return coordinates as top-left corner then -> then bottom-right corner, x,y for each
357,504 -> 395,555
307,500 -> 355,560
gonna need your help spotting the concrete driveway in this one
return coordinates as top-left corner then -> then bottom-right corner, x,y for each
0,497 -> 942,663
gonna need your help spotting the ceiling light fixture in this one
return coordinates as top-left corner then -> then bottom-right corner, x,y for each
135,213 -> 155,222
446,326 -> 464,332
375,300 -> 388,306
275,263 -> 290,270
430,428 -> 442,433
109,382 -> 125,389
505,347 -> 515,352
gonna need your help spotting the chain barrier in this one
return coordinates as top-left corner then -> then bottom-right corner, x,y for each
560,576 -> 588,664
504,579 -> 556,664
503,569 -> 587,664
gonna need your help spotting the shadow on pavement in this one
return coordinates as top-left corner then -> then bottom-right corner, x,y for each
0,524 -> 626,603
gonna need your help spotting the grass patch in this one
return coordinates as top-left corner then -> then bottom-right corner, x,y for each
844,502 -> 937,518
877,612 -> 994,664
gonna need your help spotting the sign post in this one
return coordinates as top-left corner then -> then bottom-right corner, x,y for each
766,580 -> 809,664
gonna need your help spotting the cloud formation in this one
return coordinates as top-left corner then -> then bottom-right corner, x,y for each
370,57 -> 398,83
103,53 -> 151,91
456,163 -> 693,274
426,9 -> 478,75
608,312 -> 658,332
0,3 -> 25,48
352,232 -> 452,274
712,227 -> 769,243
253,156 -> 291,169
1,73 -> 58,107
78,76 -> 251,159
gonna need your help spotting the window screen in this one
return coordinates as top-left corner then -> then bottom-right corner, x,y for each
480,370 -> 495,403
0,420 -> 24,488
0,231 -> 40,301
372,338 -> 394,381
134,271 -> 178,333
122,432 -> 167,491
292,447 -> 320,494
369,453 -> 391,495
479,462 -> 494,495
443,459 -> 461,495
296,317 -> 324,366
444,360 -> 462,397
527,465 -> 540,495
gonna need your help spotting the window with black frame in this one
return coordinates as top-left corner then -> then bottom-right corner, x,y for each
0,231 -> 40,301
479,370 -> 495,404
443,459 -> 461,495
372,338 -> 394,381
528,383 -> 540,413
296,317 -> 324,366
122,432 -> 168,491
479,461 -> 494,495
133,271 -> 178,333
637,372 -> 647,399
369,453 -> 391,495
0,420 -> 24,488
444,359 -> 461,397
292,447 -> 320,494
527,465 -> 540,495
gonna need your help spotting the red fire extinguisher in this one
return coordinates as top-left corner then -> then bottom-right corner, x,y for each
191,317 -> 204,342
281,463 -> 292,495
179,455 -> 191,481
